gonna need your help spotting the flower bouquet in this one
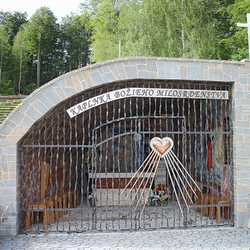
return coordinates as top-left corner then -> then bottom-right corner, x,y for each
149,182 -> 171,205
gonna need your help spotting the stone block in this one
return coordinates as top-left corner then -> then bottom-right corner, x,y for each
156,61 -> 166,69
30,99 -> 49,115
236,121 -> 249,128
137,65 -> 146,71
146,61 -> 157,72
239,77 -> 247,85
124,65 -> 137,79
158,69 -> 166,78
35,92 -> 54,110
0,195 -> 16,203
180,66 -> 187,79
39,86 -> 61,106
0,229 -> 17,236
136,59 -> 147,65
3,180 -> 16,188
238,211 -> 247,227
107,64 -> 121,80
115,62 -> 127,79
0,123 -> 14,135
187,66 -> 199,79
1,162 -> 8,172
3,173 -> 8,180
104,72 -> 116,82
24,105 -> 43,122
232,66 -> 240,81
236,91 -> 244,99
60,86 -> 78,99
137,71 -> 155,79
90,71 -> 105,85
4,203 -> 16,216
223,64 -> 232,76
0,188 -> 16,196
1,221 -> 16,230
3,146 -> 16,155
172,62 -> 180,78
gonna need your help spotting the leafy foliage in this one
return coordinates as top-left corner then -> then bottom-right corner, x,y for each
0,0 -> 249,96
219,0 -> 250,61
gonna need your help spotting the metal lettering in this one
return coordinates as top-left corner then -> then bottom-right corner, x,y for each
141,89 -> 148,96
106,93 -> 111,101
148,89 -> 154,96
173,90 -> 178,97
67,88 -> 229,118
120,90 -> 126,97
126,89 -> 131,96
157,90 -> 164,96
135,89 -> 141,96
77,104 -> 83,113
70,107 -> 78,116
82,102 -> 87,110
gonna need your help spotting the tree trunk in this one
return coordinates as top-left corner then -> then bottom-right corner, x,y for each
181,0 -> 186,58
18,47 -> 23,94
37,39 -> 41,87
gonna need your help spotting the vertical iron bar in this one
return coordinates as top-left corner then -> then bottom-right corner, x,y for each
55,112 -> 60,231
80,95 -> 85,231
118,96 -> 122,230
105,88 -> 109,230
87,99 -> 92,230
62,106 -> 66,231
49,115 -> 54,230
193,93 -> 198,223
93,91 -> 98,231
124,83 -> 128,230
74,102 -> 78,231
68,102 -> 73,231
97,90 -> 102,230
229,84 -> 234,225
31,131 -> 36,231
112,85 -> 115,230
43,118 -> 48,231
198,84 -> 203,226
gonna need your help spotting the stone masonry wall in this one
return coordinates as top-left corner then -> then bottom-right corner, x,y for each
0,57 -> 250,235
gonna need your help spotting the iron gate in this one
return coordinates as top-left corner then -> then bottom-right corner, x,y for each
19,80 -> 233,233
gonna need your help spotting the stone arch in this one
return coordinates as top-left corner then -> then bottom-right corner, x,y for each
0,57 -> 250,235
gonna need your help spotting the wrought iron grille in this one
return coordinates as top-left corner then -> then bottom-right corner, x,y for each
19,80 -> 233,233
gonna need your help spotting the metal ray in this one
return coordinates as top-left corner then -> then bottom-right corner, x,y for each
169,150 -> 201,192
134,153 -> 161,211
165,153 -> 190,209
121,150 -> 154,196
168,150 -> 198,198
139,155 -> 161,221
163,156 -> 184,216
129,151 -> 159,207
124,150 -> 157,200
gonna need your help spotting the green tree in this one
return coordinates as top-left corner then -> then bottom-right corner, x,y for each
4,11 -> 28,46
90,0 -> 232,62
219,0 -> 250,61
12,29 -> 29,94
25,7 -> 59,87
90,0 -> 121,62
0,24 -> 11,94
60,12 -> 92,72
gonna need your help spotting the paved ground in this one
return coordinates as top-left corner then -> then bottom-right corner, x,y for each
1,227 -> 250,249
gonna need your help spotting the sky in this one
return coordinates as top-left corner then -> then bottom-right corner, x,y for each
0,0 -> 86,22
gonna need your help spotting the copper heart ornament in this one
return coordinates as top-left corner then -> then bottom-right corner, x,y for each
150,137 -> 173,158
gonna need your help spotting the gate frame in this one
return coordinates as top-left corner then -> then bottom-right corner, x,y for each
0,57 -> 250,235
91,115 -> 189,230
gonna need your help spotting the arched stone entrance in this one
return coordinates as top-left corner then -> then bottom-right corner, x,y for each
0,58 -> 250,235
